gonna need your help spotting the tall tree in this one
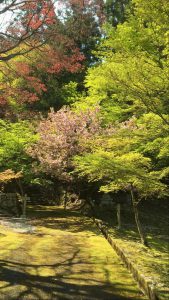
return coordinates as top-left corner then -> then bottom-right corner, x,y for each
0,23 -> 84,119
1,0 -> 105,118
61,0 -> 104,66
71,0 -> 169,244
75,0 -> 169,125
73,117 -> 168,245
0,0 -> 56,61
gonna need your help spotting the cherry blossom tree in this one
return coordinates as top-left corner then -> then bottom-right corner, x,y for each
28,106 -> 101,181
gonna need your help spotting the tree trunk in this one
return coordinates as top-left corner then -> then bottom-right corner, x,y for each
16,178 -> 26,217
130,186 -> 148,246
22,195 -> 27,218
16,178 -> 24,196
63,191 -> 68,210
117,203 -> 121,229
88,198 -> 97,217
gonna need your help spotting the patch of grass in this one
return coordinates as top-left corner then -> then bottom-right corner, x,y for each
0,225 -> 24,256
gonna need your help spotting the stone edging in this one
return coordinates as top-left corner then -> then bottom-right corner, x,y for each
93,218 -> 160,300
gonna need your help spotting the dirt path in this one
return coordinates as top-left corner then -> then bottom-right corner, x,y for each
0,206 -> 147,300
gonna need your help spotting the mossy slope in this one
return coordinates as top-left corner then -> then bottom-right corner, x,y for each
0,206 -> 147,300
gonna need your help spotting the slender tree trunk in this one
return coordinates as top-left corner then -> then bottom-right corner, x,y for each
88,197 -> 97,217
130,185 -> 148,246
22,196 -> 27,218
63,191 -> 68,210
117,203 -> 121,229
16,178 -> 24,196
16,178 -> 26,217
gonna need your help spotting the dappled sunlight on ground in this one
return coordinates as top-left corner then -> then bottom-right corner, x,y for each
0,206 -> 147,300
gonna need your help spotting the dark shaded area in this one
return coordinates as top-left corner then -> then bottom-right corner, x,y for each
96,199 -> 169,250
0,193 -> 22,217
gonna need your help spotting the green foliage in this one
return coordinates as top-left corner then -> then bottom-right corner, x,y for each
0,0 -> 168,201
75,0 -> 169,125
73,119 -> 167,198
60,82 -> 80,104
0,120 -> 37,182
104,0 -> 130,26
72,0 -> 169,200
137,113 -> 169,169
73,109 -> 169,195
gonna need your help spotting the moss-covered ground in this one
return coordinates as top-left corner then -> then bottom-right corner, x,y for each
0,205 -> 147,300
96,200 -> 169,300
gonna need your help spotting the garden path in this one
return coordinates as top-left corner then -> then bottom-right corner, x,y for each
0,206 -> 147,300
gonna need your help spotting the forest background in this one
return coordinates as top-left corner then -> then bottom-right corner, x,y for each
0,0 -> 169,245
